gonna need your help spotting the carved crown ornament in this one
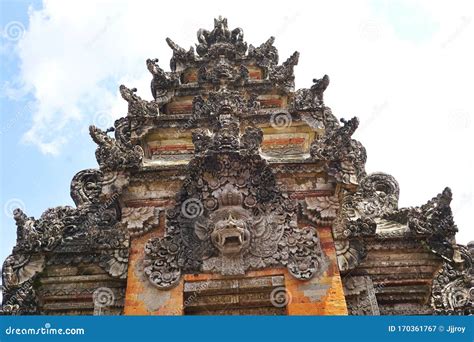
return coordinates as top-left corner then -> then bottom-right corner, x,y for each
1,17 -> 472,316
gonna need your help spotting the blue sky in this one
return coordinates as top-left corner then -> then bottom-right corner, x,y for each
1,0 -> 473,269
0,0 -> 99,262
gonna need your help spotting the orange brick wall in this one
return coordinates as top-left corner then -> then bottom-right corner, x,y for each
124,225 -> 347,315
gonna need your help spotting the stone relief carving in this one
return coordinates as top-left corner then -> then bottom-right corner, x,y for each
293,75 -> 330,110
248,36 -> 279,71
1,169 -> 129,314
333,169 -> 472,315
269,51 -> 299,92
165,37 -> 195,72
196,16 -> 247,58
310,117 -> 367,185
89,117 -> 144,172
343,276 -> 380,315
430,244 -> 473,315
121,207 -> 160,237
143,116 -> 328,289
146,58 -> 179,104
119,85 -> 161,117
384,187 -> 458,260
301,195 -> 339,226
0,278 -> 38,315
333,173 -> 398,273
197,57 -> 249,87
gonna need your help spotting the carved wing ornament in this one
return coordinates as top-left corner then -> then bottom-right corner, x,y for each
334,172 -> 472,314
1,169 -> 130,314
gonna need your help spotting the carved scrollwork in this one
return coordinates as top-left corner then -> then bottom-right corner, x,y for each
343,276 -> 380,315
70,169 -> 104,206
99,248 -> 129,279
335,239 -> 367,274
195,16 -> 247,58
2,254 -> 44,287
301,195 -> 339,226
197,58 -> 249,86
89,122 -> 143,172
293,75 -> 330,110
166,37 -> 195,72
13,207 -> 79,253
333,173 -> 398,240
333,173 -> 398,272
192,89 -> 250,119
2,157 -> 131,313
121,207 -> 160,237
430,245 -> 473,315
146,58 -> 179,104
268,51 -> 299,92
119,85 -> 161,116
0,278 -> 39,315
310,117 -> 367,185
240,126 -> 263,154
248,36 -> 279,70
144,119 -> 327,289
384,187 -> 458,260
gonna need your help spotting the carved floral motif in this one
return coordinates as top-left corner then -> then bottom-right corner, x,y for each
144,118 -> 328,289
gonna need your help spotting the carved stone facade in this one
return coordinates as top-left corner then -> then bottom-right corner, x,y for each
143,120 -> 327,289
1,17 -> 472,316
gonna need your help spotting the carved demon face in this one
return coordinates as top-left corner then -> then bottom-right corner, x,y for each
210,213 -> 250,255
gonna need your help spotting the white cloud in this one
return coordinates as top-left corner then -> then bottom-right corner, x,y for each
9,0 -> 474,243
